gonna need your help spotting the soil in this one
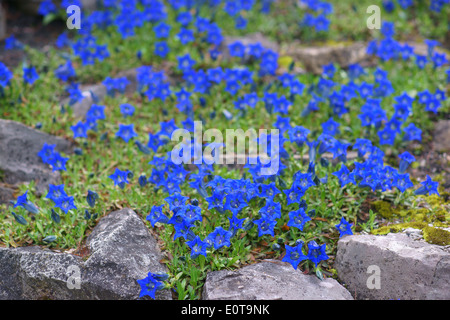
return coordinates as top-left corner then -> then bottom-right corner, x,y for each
0,2 -> 66,70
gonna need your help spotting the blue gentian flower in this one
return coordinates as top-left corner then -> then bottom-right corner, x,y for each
116,123 -> 138,143
109,168 -> 131,189
154,41 -> 170,58
38,0 -> 57,15
103,76 -> 129,96
403,123 -> 422,141
306,241 -> 329,267
48,152 -> 69,171
393,172 -> 414,193
228,214 -> 245,236
5,35 -> 24,50
353,138 -> 373,158
86,190 -> 99,208
186,235 -> 208,259
23,66 -> 39,85
254,215 -> 277,237
138,175 -> 148,187
398,0 -> 413,9
177,53 -> 196,72
228,41 -> 246,58
66,83 -> 84,106
86,104 -> 105,121
54,60 -> 76,82
414,175 -> 440,196
71,121 -> 89,138
282,243 -> 307,270
259,198 -> 282,220
177,204 -> 202,225
55,195 -> 77,214
287,208 -> 311,231
50,209 -> 61,223
154,22 -> 171,38
46,184 -> 68,204
335,217 -> 353,237
14,191 -> 39,214
415,55 -> 428,69
12,212 -> 28,225
177,28 -> 195,45
0,62 -> 13,88
137,272 -> 166,299
332,165 -> 354,187
38,143 -> 57,164
381,21 -> 395,38
176,11 -> 192,26
322,63 -> 336,78
398,151 -> 415,173
205,226 -> 232,250
146,205 -> 169,227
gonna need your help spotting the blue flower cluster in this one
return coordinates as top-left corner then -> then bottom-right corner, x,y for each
300,0 -> 333,32
383,0 -> 449,13
38,143 -> 69,172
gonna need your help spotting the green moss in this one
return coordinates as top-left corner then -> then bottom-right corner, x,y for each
372,222 -> 428,235
425,194 -> 445,206
371,200 -> 394,219
372,222 -> 450,246
422,227 -> 450,246
372,194 -> 449,223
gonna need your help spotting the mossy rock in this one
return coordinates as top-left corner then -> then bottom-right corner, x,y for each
422,226 -> 450,246
372,222 -> 450,246
372,222 -> 428,236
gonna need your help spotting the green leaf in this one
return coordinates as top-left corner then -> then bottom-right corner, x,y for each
43,13 -> 58,25
36,220 -> 44,235
316,268 -> 324,281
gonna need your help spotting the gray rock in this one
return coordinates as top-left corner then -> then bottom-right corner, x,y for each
0,3 -> 6,41
202,260 -> 353,300
286,42 -> 370,74
433,120 -> 450,153
0,184 -> 15,205
405,41 -> 450,61
83,207 -> 171,300
0,246 -> 85,300
0,208 -> 171,300
221,33 -> 280,63
335,233 -> 450,300
0,119 -> 73,203
63,83 -> 107,118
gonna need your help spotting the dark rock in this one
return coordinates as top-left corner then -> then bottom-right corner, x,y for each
335,232 -> 450,300
202,260 -> 353,300
0,119 -> 73,203
6,0 -> 102,15
433,120 -> 450,153
0,208 -> 171,300
0,3 -> 6,41
83,208 -> 171,300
